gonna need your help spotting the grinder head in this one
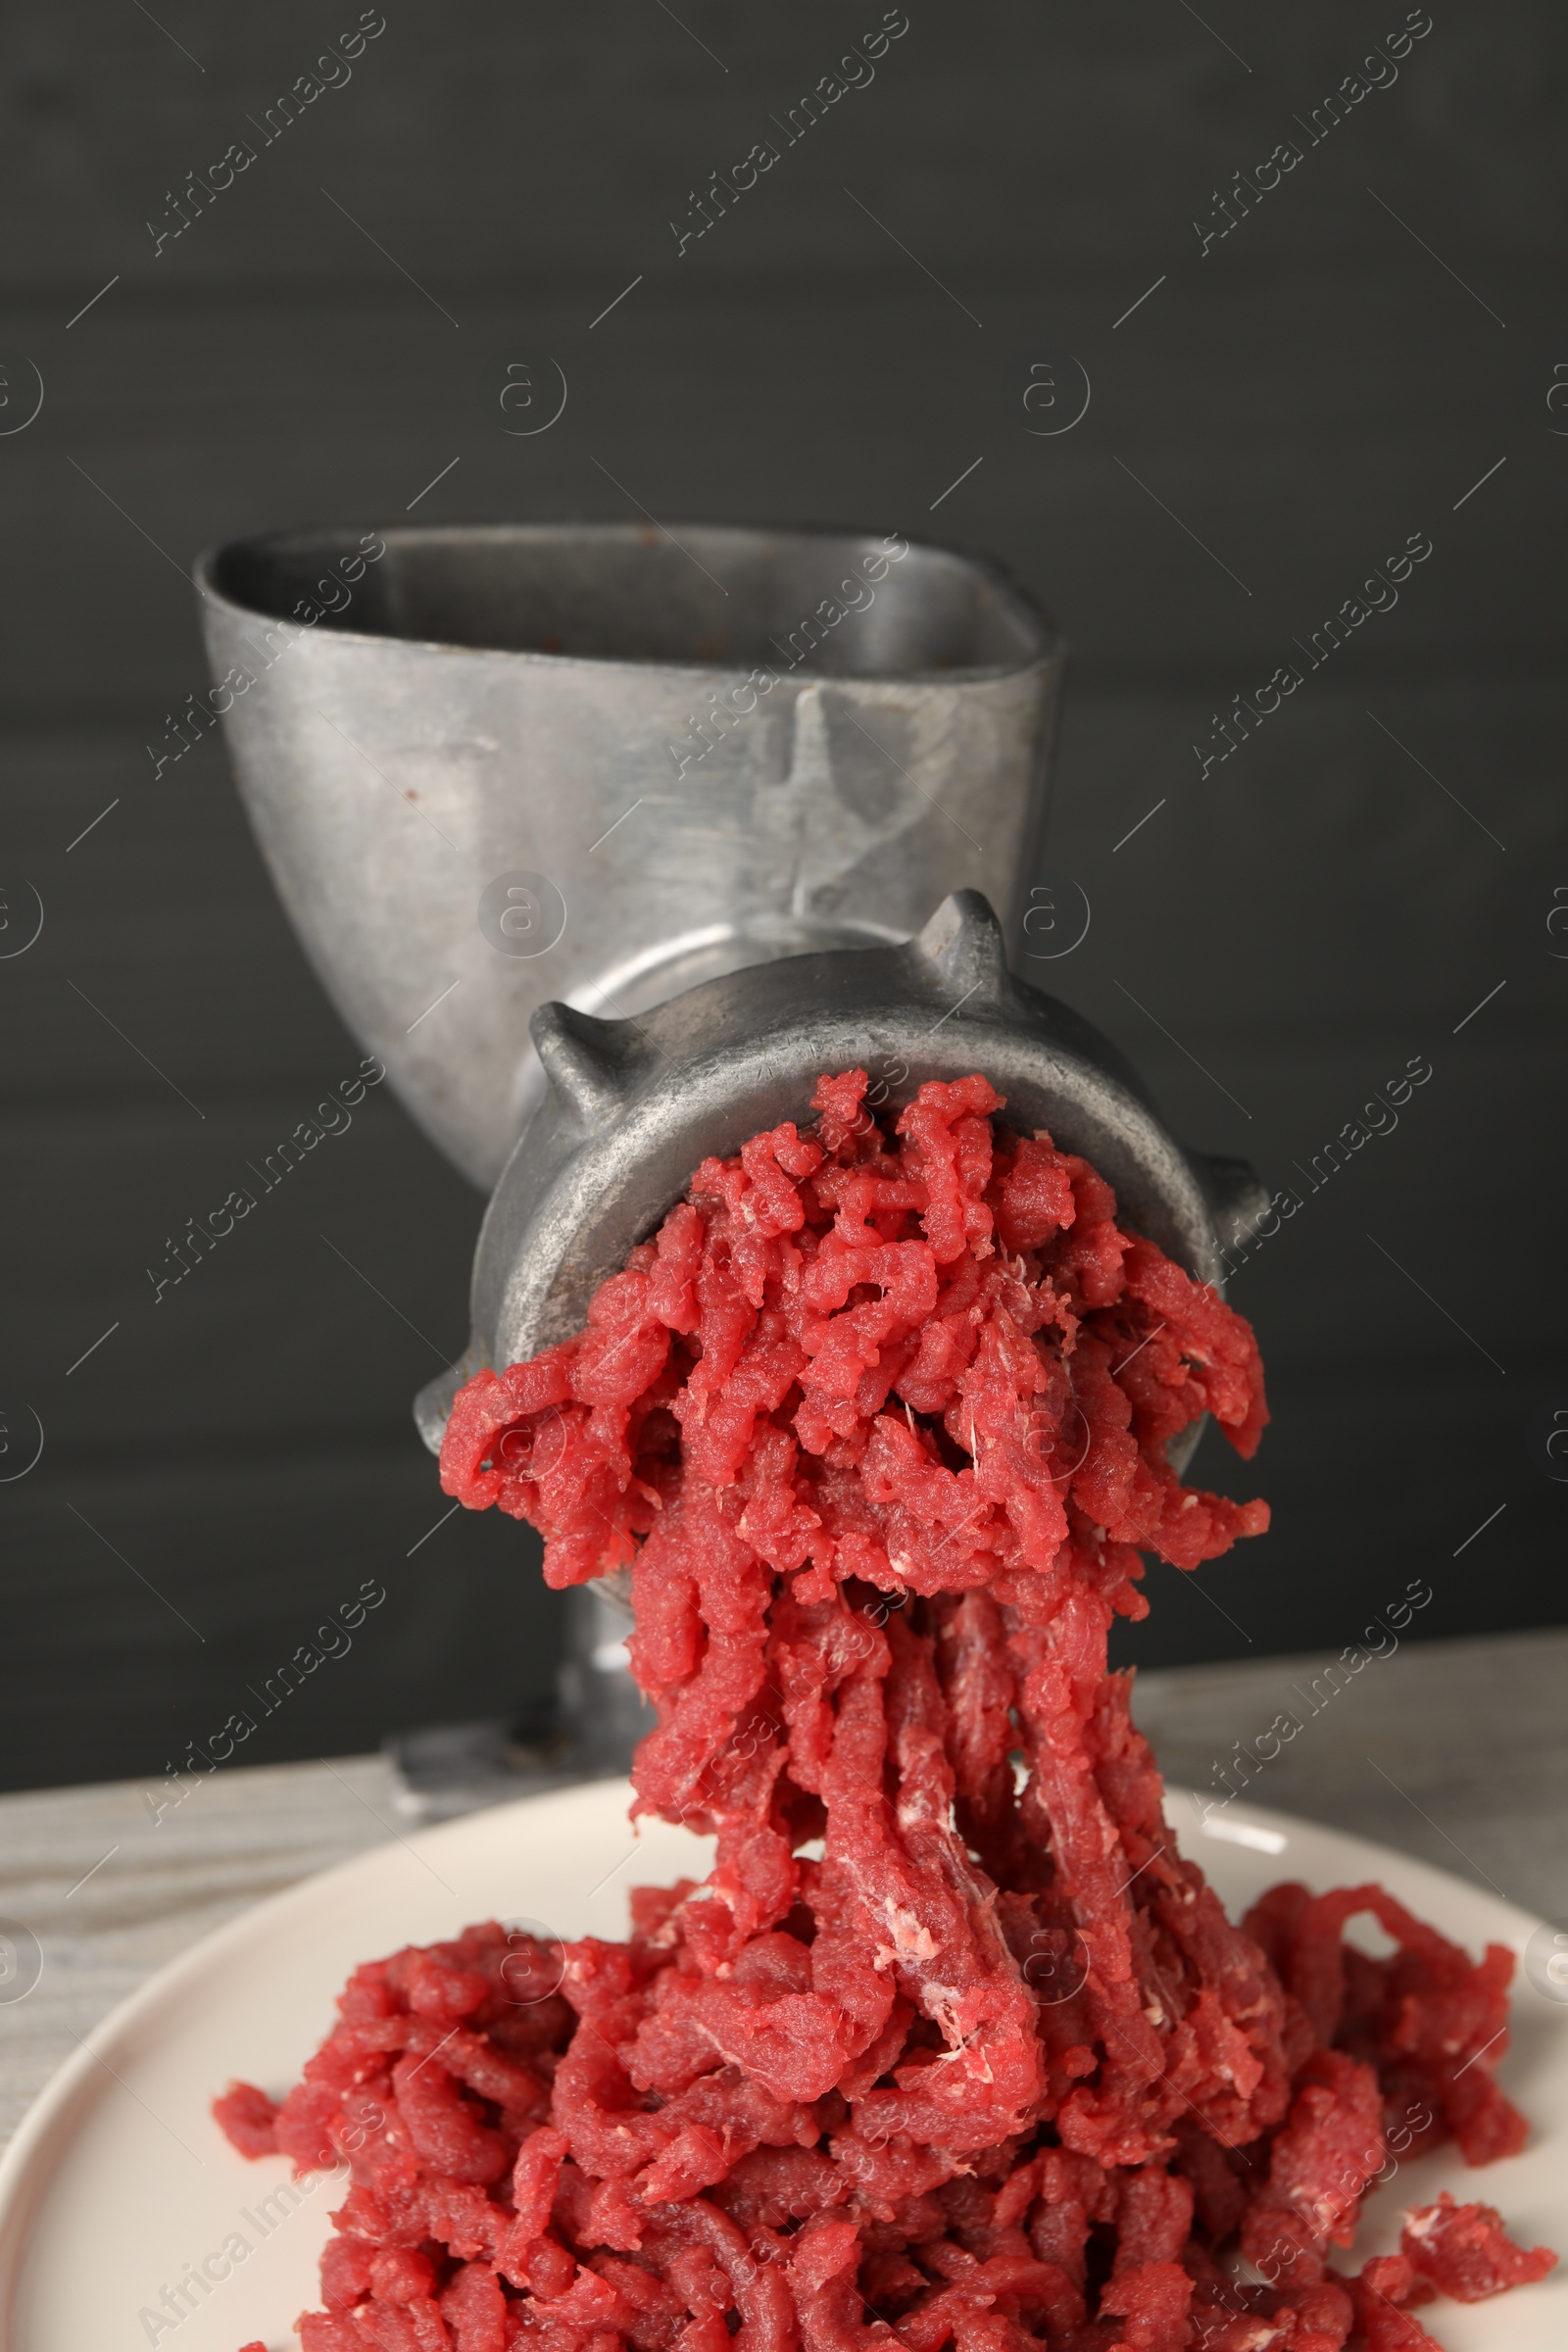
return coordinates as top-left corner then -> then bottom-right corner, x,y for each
415,890 -> 1267,1485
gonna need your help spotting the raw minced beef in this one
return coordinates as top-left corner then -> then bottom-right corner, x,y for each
220,1072 -> 1552,2352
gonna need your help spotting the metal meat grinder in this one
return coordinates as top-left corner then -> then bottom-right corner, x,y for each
196,522 -> 1266,1816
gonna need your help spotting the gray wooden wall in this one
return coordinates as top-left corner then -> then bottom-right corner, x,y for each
2,0 -> 1563,1792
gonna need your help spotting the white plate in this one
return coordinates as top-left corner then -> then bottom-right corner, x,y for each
0,1784 -> 1561,2351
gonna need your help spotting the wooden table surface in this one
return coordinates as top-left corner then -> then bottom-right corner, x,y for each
3,1626 -> 1565,2155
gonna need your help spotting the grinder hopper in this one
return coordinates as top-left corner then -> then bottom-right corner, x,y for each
196,521 -> 1265,1814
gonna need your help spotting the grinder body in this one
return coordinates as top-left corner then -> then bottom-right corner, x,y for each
197,523 -> 1265,1817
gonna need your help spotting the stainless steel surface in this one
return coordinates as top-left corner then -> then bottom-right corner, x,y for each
384,1589 -> 653,1823
416,891 -> 1268,1484
196,522 -> 1064,1192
